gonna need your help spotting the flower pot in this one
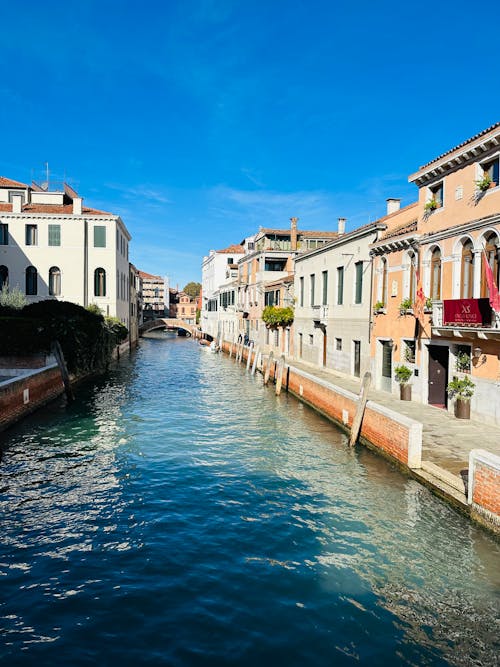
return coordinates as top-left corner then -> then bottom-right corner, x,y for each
454,398 -> 470,419
400,384 -> 411,401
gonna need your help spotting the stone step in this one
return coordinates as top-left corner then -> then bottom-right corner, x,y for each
421,460 -> 466,494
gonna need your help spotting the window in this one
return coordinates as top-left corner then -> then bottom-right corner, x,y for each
94,226 -> 106,248
227,257 -> 233,265
354,261 -> 363,304
461,240 -> 474,299
322,270 -> 328,305
26,266 -> 37,295
310,274 -> 315,306
428,181 -> 443,208
94,268 -> 106,296
49,266 -> 61,296
0,265 -> 8,289
264,258 -> 287,271
26,224 -> 37,246
337,267 -> 344,305
48,224 -> 61,246
0,223 -> 8,245
336,338 -> 342,351
480,156 -> 499,187
298,333 -> 303,357
408,252 -> 417,304
430,247 -> 441,300
403,339 -> 416,363
309,334 -> 314,345
481,232 -> 500,298
381,258 -> 388,305
298,276 -> 304,307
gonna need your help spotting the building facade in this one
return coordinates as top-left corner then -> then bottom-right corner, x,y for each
0,176 -> 131,327
139,271 -> 166,321
371,123 -> 500,424
294,218 -> 386,378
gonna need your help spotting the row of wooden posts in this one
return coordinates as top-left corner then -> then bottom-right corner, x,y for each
214,333 -> 371,447
217,337 -> 289,396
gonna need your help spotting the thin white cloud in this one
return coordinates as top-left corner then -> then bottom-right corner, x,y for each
104,182 -> 172,205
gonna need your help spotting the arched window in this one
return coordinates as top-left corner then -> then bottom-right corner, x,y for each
94,268 -> 106,297
481,232 -> 500,298
461,240 -> 474,299
26,266 -> 37,295
49,266 -> 61,296
408,252 -> 417,303
430,247 -> 441,300
381,257 -> 388,305
0,265 -> 8,290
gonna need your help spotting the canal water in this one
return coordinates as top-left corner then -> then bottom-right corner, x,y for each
1,337 -> 499,666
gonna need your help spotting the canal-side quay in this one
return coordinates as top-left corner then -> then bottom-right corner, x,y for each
218,339 -> 500,536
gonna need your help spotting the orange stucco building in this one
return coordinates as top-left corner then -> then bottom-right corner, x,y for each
370,123 -> 500,424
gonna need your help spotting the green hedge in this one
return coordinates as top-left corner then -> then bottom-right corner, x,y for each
0,300 -> 128,373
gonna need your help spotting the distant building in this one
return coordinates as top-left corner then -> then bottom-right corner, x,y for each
174,292 -> 197,324
129,263 -> 142,345
138,271 -> 166,321
0,176 -> 131,327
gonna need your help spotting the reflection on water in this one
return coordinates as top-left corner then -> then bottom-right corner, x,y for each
0,337 -> 499,666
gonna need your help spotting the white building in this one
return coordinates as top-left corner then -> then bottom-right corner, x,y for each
293,218 -> 386,378
0,176 -> 131,327
201,243 -> 246,339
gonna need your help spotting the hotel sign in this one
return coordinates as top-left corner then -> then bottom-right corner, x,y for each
443,298 -> 491,327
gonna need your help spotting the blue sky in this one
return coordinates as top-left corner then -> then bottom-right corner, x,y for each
1,0 -> 499,287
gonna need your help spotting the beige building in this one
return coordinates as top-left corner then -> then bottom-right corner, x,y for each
0,176 -> 131,327
294,217 -> 386,377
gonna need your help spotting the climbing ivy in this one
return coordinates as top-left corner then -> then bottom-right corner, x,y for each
261,306 -> 294,328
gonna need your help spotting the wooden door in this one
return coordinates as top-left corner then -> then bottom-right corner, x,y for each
428,345 -> 449,407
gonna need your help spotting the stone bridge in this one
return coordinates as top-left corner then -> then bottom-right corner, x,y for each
139,318 -> 196,337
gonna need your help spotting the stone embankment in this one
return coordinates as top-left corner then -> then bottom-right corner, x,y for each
220,339 -> 500,536
0,340 -> 133,433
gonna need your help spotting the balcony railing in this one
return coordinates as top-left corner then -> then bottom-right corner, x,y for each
432,299 -> 500,330
312,305 -> 329,322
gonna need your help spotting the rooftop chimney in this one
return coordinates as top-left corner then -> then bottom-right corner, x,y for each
290,216 -> 298,251
73,197 -> 82,215
386,198 -> 401,215
337,217 -> 346,235
12,194 -> 22,214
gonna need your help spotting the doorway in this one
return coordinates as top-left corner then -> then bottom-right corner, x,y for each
428,345 -> 449,408
380,340 -> 392,392
322,331 -> 327,367
353,340 -> 361,377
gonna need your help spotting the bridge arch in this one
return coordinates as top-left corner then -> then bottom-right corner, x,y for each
139,318 -> 195,337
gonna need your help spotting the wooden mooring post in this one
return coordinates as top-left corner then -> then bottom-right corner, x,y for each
263,351 -> 274,385
251,345 -> 260,375
275,355 -> 286,395
246,342 -> 254,370
51,340 -> 74,403
349,372 -> 371,447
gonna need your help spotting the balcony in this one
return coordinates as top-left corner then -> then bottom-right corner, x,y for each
312,305 -> 329,326
432,299 -> 500,339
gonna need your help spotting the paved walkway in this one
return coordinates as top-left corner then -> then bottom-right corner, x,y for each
287,359 -> 500,482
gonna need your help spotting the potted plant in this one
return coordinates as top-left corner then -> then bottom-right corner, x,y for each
425,199 -> 438,212
424,297 -> 433,313
447,375 -> 475,419
395,364 -> 412,401
373,300 -> 385,314
399,297 -> 413,315
475,173 -> 493,191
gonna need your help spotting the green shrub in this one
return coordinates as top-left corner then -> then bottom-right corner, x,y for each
262,306 -> 294,328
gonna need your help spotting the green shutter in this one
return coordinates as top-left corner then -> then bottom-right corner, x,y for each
94,226 -> 106,248
48,224 -> 61,246
355,262 -> 363,304
337,267 -> 344,305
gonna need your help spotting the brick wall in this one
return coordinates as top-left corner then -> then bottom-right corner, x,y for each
0,365 -> 64,432
220,340 -> 422,470
468,449 -> 500,528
